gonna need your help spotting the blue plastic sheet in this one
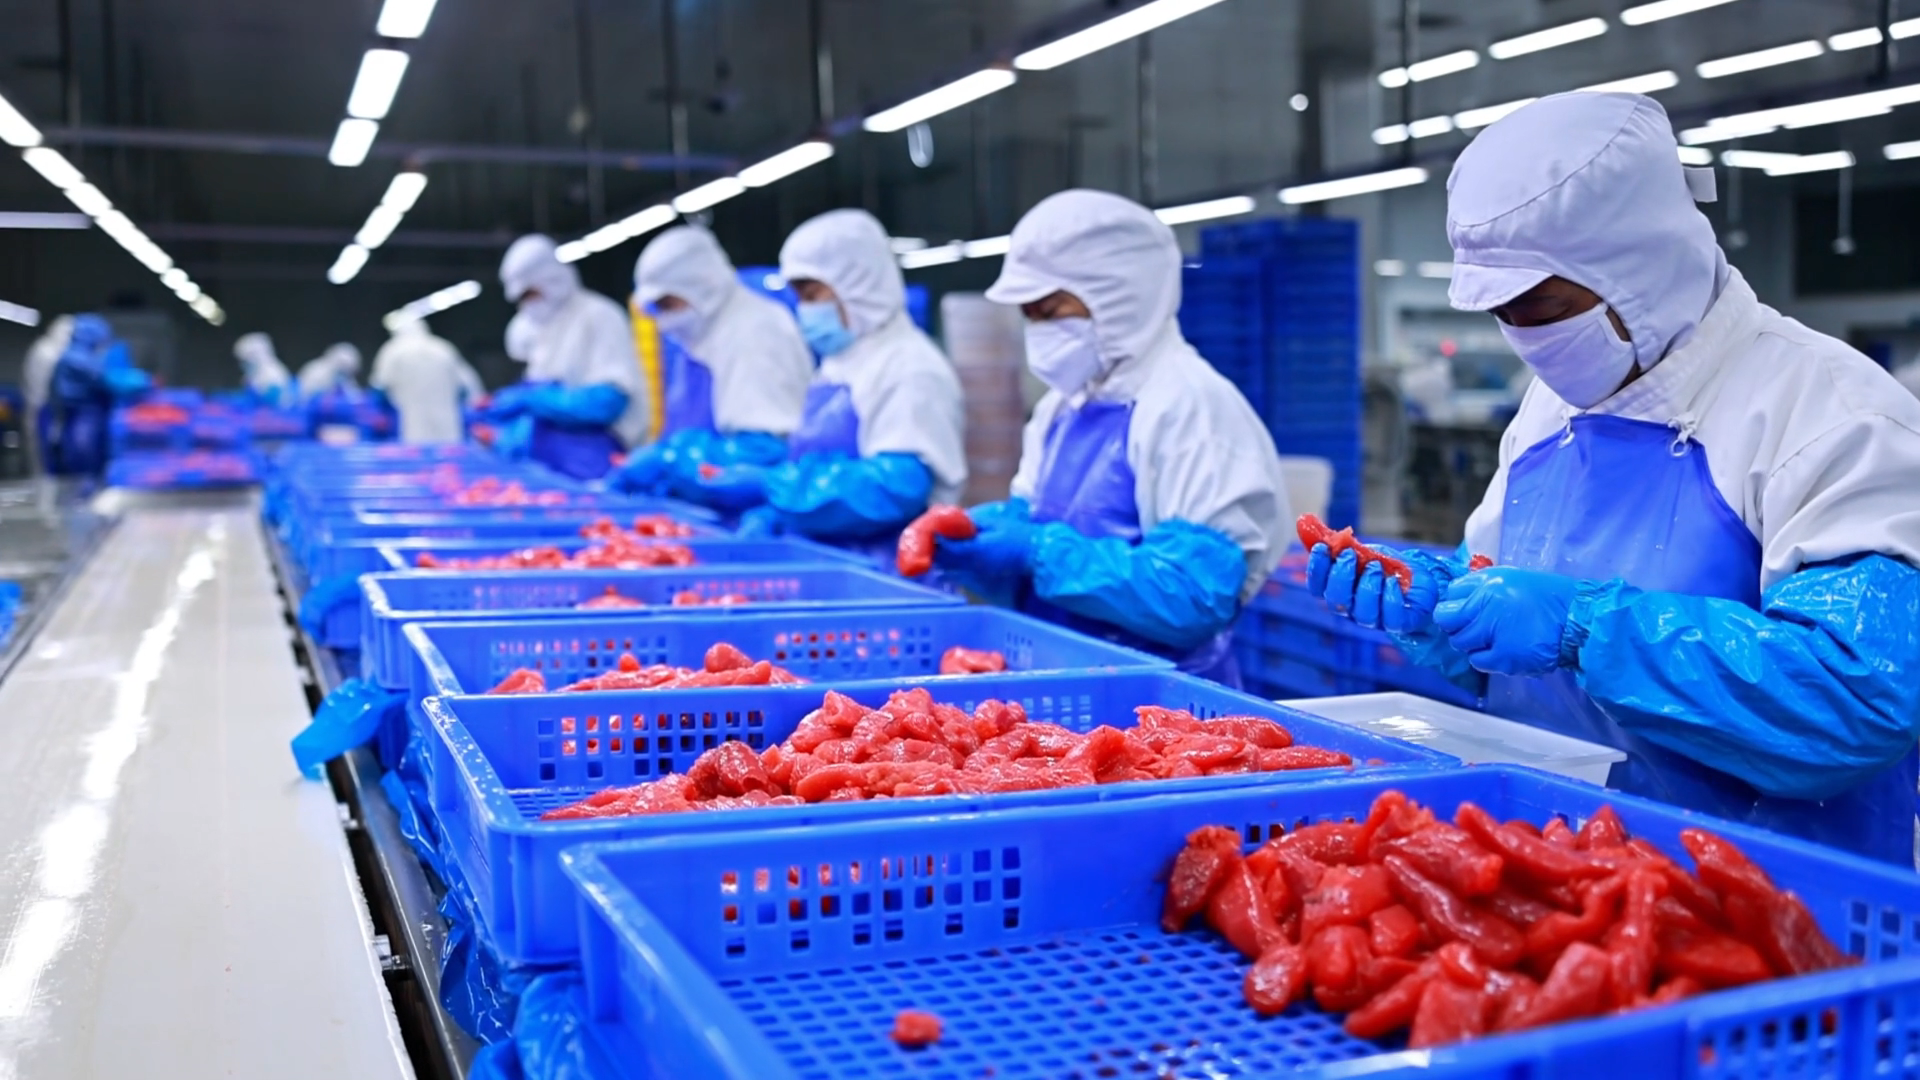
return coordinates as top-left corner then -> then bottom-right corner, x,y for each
437,860 -> 546,1045
296,572 -> 361,637
289,677 -> 404,779
467,973 -> 604,1080
378,767 -> 445,884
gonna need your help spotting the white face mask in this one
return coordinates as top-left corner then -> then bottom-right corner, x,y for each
1499,302 -> 1636,409
652,307 -> 705,343
1024,317 -> 1107,396
517,289 -> 566,328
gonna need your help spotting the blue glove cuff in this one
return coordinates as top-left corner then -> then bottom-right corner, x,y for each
1561,578 -> 1618,670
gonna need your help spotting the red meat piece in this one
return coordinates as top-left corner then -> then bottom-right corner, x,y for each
896,505 -> 976,577
938,646 -> 1008,675
1295,513 -> 1413,589
890,1010 -> 942,1047
487,668 -> 548,694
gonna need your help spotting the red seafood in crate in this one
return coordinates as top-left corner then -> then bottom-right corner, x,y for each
939,646 -> 1007,675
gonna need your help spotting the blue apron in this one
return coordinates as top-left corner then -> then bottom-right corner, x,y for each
528,423 -> 622,481
781,381 -> 898,566
660,342 -> 716,438
1490,413 -> 1917,864
1024,400 -> 1242,687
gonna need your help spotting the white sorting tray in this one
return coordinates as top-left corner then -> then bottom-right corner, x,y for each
1280,691 -> 1626,787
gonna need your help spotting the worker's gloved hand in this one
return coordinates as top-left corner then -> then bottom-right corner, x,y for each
524,383 -> 628,428
606,447 -> 670,495
693,463 -> 769,510
493,416 -> 534,461
103,366 -> 152,401
735,505 -> 783,538
936,519 -> 1033,584
1317,545 -> 1458,635
482,381 -> 543,421
1433,567 -> 1581,677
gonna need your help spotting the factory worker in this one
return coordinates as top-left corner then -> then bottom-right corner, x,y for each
234,332 -> 292,406
296,342 -> 363,401
932,190 -> 1291,686
50,314 -> 149,475
369,317 -> 483,444
608,225 -> 812,507
730,209 -> 966,558
22,314 -> 73,474
1308,92 -> 1920,863
485,234 -> 649,478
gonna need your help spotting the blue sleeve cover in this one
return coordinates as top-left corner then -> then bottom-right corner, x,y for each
1569,553 -> 1920,800
1029,519 -> 1245,653
525,383 -> 628,428
764,451 -> 932,540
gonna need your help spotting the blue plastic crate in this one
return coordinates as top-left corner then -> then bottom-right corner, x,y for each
424,669 -> 1454,966
294,503 -> 723,576
107,451 -> 259,490
359,565 -> 963,689
560,765 -> 1920,1080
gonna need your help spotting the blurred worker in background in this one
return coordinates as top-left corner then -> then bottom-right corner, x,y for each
21,314 -> 74,474
296,342 -> 363,401
607,226 -> 812,509
484,234 -> 648,479
724,209 -> 965,560
370,317 -> 483,444
233,332 -> 293,407
1307,92 -> 1920,863
49,314 -> 150,475
929,190 -> 1291,687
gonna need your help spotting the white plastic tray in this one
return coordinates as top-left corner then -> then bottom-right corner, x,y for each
1280,691 -> 1626,787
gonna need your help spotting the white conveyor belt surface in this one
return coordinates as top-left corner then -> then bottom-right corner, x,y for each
0,504 -> 412,1079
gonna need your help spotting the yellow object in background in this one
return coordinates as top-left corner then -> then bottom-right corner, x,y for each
629,296 -> 666,445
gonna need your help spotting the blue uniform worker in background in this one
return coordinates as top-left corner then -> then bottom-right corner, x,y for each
608,225 -> 812,509
486,235 -> 650,479
1308,92 -> 1920,864
49,314 -> 150,475
727,210 -> 967,562
926,191 -> 1291,687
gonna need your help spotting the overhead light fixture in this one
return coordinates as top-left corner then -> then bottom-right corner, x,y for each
381,170 -> 428,212
384,277 -> 483,328
1680,84 -> 1920,143
1374,259 -> 1407,277
1885,139 -> 1920,160
1489,18 -> 1608,60
1577,70 -> 1680,95
1372,116 -> 1453,144
61,182 -> 112,217
618,204 -> 680,240
962,235 -> 1011,259
1378,50 -> 1480,89
0,92 -> 40,148
354,203 -> 406,249
1417,262 -> 1455,279
0,211 -> 88,229
160,268 -> 188,290
1280,166 -> 1429,205
556,204 -> 679,263
1154,195 -> 1257,225
347,49 -> 411,120
1677,146 -> 1715,165
1696,40 -> 1823,79
889,237 -> 929,254
1721,149 -> 1854,175
737,141 -> 835,187
554,239 -> 589,263
1454,98 -> 1536,130
672,176 -> 746,214
327,244 -> 370,285
863,68 -> 1018,133
1828,19 -> 1920,50
375,0 -> 439,38
1619,0 -> 1741,26
1719,150 -> 1803,171
329,118 -> 380,167
898,244 -> 964,269
0,300 -> 41,327
1014,0 -> 1231,70
21,147 -> 85,190
191,295 -> 225,325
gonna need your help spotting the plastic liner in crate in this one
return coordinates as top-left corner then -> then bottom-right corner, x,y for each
558,765 -> 1920,1080
422,669 -> 1454,966
358,564 -> 963,689
107,451 -> 260,490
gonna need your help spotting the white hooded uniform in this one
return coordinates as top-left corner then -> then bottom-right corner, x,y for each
297,342 -> 363,400
778,209 -> 967,503
370,319 -> 484,444
634,226 -> 812,435
22,315 -> 73,472
233,332 -> 292,401
988,189 -> 1291,601
498,234 -> 650,447
1451,92 -> 1920,591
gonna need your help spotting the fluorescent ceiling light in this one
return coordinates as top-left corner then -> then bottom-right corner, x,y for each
21,148 -> 85,190
672,176 -> 746,214
0,300 -> 40,327
1721,149 -> 1854,175
1454,98 -> 1536,130
1577,70 -> 1680,95
1154,195 -> 1256,225
1696,40 -> 1823,79
554,240 -> 589,263
1489,18 -> 1608,60
863,69 -> 1017,133
1280,166 -> 1429,205
898,244 -> 964,269
1378,50 -> 1479,89
174,281 -> 203,303
328,244 -> 370,285
0,93 -> 40,148
1719,150 -> 1803,170
428,280 -> 482,310
578,221 -> 632,255
160,268 -> 188,290
1417,262 -> 1455,279
1374,259 -> 1406,277
0,211 -> 88,229
375,0 -> 439,38
1373,116 -> 1452,144
329,119 -> 379,167
1619,0 -> 1741,26
1014,0 -> 1231,70
381,171 -> 428,212
1680,84 -> 1920,143
1829,19 -> 1920,50
1678,146 -> 1715,165
962,235 -> 1011,259
191,296 -> 225,325
737,141 -> 834,187
889,237 -> 928,253
355,203 -> 406,249
1885,139 -> 1920,160
620,204 -> 680,239
62,182 -> 112,217
1373,125 -> 1409,145
347,49 -> 411,120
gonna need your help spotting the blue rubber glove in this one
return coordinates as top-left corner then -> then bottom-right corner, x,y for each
494,416 -> 534,461
692,463 -> 769,510
523,383 -> 628,428
1311,544 -> 1459,635
483,381 -> 544,421
764,452 -> 933,540
935,500 -> 1035,595
736,505 -> 782,538
1433,566 -> 1581,676
103,366 -> 152,401
606,446 -> 671,495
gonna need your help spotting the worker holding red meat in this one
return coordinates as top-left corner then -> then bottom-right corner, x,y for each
930,189 -> 1292,687
1308,92 -> 1920,863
